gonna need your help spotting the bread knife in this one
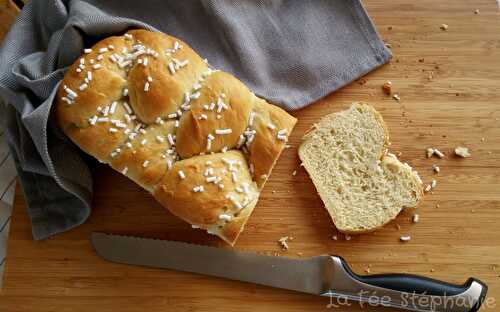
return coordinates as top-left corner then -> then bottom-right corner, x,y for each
91,232 -> 487,312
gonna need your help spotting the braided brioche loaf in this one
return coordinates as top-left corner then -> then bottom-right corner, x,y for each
56,30 -> 297,245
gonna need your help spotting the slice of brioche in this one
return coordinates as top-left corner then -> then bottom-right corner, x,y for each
298,103 -> 423,234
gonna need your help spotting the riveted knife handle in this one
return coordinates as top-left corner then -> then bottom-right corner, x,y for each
321,256 -> 488,312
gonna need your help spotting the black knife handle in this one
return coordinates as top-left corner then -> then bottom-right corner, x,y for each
322,256 -> 488,312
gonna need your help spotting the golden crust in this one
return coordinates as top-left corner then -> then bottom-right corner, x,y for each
60,101 -> 129,163
218,196 -> 258,245
55,30 -> 296,245
153,151 -> 259,245
110,121 -> 176,192
249,99 -> 297,188
127,30 -> 209,123
176,71 -> 253,158
56,36 -> 130,162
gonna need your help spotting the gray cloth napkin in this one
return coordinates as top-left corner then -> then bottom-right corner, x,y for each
0,0 -> 391,240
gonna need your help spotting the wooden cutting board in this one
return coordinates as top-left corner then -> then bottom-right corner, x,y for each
1,1 -> 500,311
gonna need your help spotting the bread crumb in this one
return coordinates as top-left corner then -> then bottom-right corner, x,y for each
292,170 -> 297,176
471,209 -> 476,213
436,203 -> 440,208
396,224 -> 401,230
481,137 -> 486,142
382,81 -> 392,95
474,9 -> 479,14
388,26 -> 393,30
400,235 -> 411,242
424,184 -> 432,193
426,147 -> 435,158
431,179 -> 437,189
430,268 -> 435,272
332,235 -> 338,240
455,146 -> 471,158
412,214 -> 420,223
434,148 -> 445,158
440,24 -> 449,31
278,236 -> 289,251
393,93 -> 401,101
385,43 -> 392,49
345,234 -> 352,241
433,164 -> 440,173
365,268 -> 371,274
297,252 -> 303,257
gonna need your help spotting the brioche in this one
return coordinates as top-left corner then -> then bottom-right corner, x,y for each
56,30 -> 297,245
298,103 -> 422,234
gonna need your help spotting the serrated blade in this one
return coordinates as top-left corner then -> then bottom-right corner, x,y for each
91,232 -> 327,295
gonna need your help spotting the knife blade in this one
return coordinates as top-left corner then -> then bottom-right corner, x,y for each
91,232 -> 487,312
91,232 -> 327,294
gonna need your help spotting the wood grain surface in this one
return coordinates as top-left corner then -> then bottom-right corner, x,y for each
1,0 -> 500,311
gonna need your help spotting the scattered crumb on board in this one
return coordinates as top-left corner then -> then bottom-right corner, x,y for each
426,147 -> 435,158
412,214 -> 420,223
382,81 -> 392,95
400,235 -> 411,242
434,149 -> 445,158
426,147 -> 445,159
278,236 -> 289,251
431,179 -> 437,189
455,146 -> 471,158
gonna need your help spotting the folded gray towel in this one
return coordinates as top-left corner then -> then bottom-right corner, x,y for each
0,0 -> 391,240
